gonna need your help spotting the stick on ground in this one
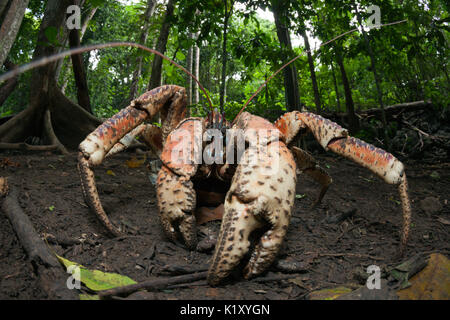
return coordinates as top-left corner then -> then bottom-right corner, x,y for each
0,178 -> 78,300
98,271 -> 208,299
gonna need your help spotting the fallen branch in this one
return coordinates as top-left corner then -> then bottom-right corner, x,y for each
304,251 -> 384,261
0,179 -> 78,299
0,142 -> 59,151
323,100 -> 432,121
98,271 -> 208,299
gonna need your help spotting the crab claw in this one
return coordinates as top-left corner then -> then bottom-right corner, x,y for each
207,141 -> 297,285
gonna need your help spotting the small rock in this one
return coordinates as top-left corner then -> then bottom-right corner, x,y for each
419,197 -> 443,214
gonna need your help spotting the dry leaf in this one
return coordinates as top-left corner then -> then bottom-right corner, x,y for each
126,155 -> 146,168
195,204 -> 224,225
308,287 -> 353,300
397,253 -> 450,300
206,287 -> 219,297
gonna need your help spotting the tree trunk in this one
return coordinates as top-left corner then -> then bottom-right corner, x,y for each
301,28 -> 321,114
0,0 -> 30,67
148,0 -> 175,90
271,0 -> 301,112
128,0 -> 156,102
60,6 -> 97,93
355,8 -> 389,147
0,59 -> 18,106
219,0 -> 234,111
330,61 -> 341,113
0,0 -> 101,152
186,33 -> 194,105
334,47 -> 359,133
0,1 -> 9,20
193,33 -> 200,104
68,27 -> 92,113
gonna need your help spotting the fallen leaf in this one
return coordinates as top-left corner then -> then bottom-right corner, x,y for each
254,289 -> 267,294
430,171 -> 440,180
206,287 -> 219,297
0,158 -> 20,168
56,255 -> 137,291
308,286 -> 353,300
390,254 -> 428,289
106,170 -> 116,176
397,253 -> 450,300
126,155 -> 146,168
295,194 -> 306,199
195,204 -> 224,225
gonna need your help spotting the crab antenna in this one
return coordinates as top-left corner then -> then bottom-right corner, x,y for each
0,41 -> 214,111
231,19 -> 407,126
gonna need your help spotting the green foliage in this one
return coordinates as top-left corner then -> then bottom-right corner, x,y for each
1,0 -> 448,137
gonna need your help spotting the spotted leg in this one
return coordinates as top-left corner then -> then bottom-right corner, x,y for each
78,85 -> 187,236
156,117 -> 204,249
276,111 -> 412,253
208,138 -> 297,285
290,146 -> 332,207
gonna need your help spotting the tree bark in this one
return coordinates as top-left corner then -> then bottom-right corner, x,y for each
0,0 -> 101,151
128,0 -> 156,102
193,33 -> 200,104
148,0 -> 175,90
186,33 -> 194,105
330,61 -> 341,113
0,0 -> 30,67
301,28 -> 321,113
271,0 -> 301,111
0,59 -> 18,106
68,27 -> 92,113
60,6 -> 97,93
334,46 -> 359,132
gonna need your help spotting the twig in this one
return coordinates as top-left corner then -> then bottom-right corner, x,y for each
98,271 -> 208,299
252,274 -> 300,283
303,251 -> 384,261
0,142 -> 58,151
0,179 -> 78,299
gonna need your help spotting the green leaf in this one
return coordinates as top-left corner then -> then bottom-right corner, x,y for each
48,205 -> 55,211
57,255 -> 137,291
176,51 -> 186,61
295,194 -> 306,199
87,0 -> 107,7
44,26 -> 58,45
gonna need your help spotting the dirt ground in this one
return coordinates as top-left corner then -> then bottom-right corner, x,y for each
0,149 -> 448,300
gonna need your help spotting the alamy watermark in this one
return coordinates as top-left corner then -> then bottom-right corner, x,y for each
366,265 -> 381,290
66,265 -> 81,290
66,5 -> 81,30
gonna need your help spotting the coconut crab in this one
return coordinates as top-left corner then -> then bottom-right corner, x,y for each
77,82 -> 412,285
0,20 -> 410,286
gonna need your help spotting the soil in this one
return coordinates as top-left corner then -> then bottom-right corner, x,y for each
0,149 -> 448,300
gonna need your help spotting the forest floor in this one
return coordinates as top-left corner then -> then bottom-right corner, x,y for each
0,150 -> 448,300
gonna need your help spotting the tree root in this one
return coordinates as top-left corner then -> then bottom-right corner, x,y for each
0,178 -> 78,299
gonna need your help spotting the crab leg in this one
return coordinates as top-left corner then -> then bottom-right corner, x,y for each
106,124 -> 163,158
78,85 -> 187,236
290,146 -> 332,207
208,140 -> 297,285
327,137 -> 411,251
277,111 -> 412,252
